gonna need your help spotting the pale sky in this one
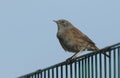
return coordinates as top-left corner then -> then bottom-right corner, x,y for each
0,0 -> 120,78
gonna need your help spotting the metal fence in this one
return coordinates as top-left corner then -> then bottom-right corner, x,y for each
19,43 -> 120,78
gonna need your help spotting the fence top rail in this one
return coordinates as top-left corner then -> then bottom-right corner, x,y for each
18,42 -> 120,78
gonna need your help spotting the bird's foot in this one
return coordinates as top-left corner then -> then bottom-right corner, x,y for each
66,57 -> 72,64
66,56 -> 76,64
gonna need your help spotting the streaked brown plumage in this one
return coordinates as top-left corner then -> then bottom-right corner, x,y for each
54,19 -> 107,60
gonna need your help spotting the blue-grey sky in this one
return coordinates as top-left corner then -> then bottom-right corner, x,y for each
0,0 -> 120,78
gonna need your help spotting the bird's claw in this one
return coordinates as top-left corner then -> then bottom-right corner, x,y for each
66,56 -> 76,64
66,57 -> 73,64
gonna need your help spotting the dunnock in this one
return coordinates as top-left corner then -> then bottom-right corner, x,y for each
54,19 -> 109,62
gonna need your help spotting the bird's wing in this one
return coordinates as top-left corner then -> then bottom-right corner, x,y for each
70,27 -> 95,45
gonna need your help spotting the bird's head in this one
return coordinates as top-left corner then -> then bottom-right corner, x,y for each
53,19 -> 73,30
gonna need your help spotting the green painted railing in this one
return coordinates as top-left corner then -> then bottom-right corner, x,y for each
18,42 -> 120,78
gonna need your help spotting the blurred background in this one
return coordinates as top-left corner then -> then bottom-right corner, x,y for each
0,0 -> 120,78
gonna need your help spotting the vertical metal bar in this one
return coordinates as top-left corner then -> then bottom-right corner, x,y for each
52,68 -> 54,78
35,73 -> 37,78
35,73 -> 39,78
87,57 -> 90,78
82,59 -> 84,78
95,54 -> 98,78
91,55 -> 94,78
74,61 -> 77,78
78,61 -> 81,78
99,53 -> 102,78
44,70 -> 46,78
65,64 -> 68,78
38,73 -> 40,78
70,63 -> 73,78
48,69 -> 50,78
109,50 -> 111,78
60,65 -> 63,78
85,56 -> 87,78
56,66 -> 58,78
104,52 -> 107,78
34,75 -> 35,78
41,72 -> 42,78
35,74 -> 36,78
118,47 -> 120,78
113,49 -> 116,78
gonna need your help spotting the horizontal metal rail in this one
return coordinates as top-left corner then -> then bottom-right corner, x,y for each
18,42 -> 120,78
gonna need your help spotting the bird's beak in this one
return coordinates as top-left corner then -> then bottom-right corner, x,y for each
53,20 -> 57,23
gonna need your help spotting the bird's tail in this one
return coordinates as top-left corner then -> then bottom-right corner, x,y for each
87,44 -> 99,51
87,45 -> 110,57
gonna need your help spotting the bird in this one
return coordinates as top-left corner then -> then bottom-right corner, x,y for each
54,19 -> 109,62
